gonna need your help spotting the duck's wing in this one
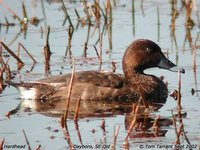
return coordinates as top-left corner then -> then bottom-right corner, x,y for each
71,71 -> 126,88
36,71 -> 126,88
7,71 -> 126,100
35,74 -> 71,86
41,71 -> 129,101
48,71 -> 138,102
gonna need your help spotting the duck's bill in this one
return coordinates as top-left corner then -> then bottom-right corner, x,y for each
168,66 -> 185,73
157,55 -> 185,74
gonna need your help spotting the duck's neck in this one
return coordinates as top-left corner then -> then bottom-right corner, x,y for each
124,67 -> 159,87
124,67 -> 145,80
123,66 -> 168,105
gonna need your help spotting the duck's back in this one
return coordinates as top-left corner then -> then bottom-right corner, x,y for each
14,71 -> 127,100
37,71 -> 126,88
46,71 -> 129,101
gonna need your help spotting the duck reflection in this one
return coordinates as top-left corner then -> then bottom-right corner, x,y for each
12,97 -> 136,118
10,96 -> 172,139
125,113 -> 172,138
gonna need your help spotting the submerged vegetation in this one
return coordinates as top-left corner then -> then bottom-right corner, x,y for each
0,0 -> 200,149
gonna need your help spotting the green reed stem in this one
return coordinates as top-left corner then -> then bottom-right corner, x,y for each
157,6 -> 160,42
132,0 -> 135,36
22,2 -> 28,21
95,0 -> 107,23
60,0 -> 74,29
75,9 -> 80,20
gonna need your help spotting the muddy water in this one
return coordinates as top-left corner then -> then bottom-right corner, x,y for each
0,0 -> 200,149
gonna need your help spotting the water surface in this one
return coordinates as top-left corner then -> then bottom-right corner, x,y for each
0,0 -> 200,149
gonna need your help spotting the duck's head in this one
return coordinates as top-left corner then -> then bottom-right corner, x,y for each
122,39 -> 185,79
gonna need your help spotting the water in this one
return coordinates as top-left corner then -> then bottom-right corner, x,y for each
0,0 -> 200,149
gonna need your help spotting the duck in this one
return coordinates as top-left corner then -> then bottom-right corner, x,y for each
8,39 -> 185,108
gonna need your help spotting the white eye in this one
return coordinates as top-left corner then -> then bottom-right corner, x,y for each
146,47 -> 151,52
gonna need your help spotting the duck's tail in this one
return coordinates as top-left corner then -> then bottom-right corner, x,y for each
5,80 -> 40,99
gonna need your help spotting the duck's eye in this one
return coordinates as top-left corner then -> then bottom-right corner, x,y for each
145,47 -> 152,53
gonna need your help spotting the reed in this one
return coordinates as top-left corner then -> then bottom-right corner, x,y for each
95,0 -> 107,23
18,43 -> 37,64
105,0 -> 111,19
193,43 -> 197,72
1,57 -> 10,80
170,27 -> 178,50
0,42 -> 24,69
111,61 -> 116,72
0,46 -> 2,64
73,97 -> 81,122
22,2 -> 28,22
122,140 -> 129,150
83,42 -> 88,58
40,26 -> 43,38
124,104 -> 140,141
132,0 -> 135,36
86,23 -> 91,42
62,58 -> 75,125
193,32 -> 199,71
99,30 -> 102,70
132,0 -> 135,13
181,123 -> 192,147
101,119 -> 106,144
90,1 -> 100,24
74,122 -> 83,144
41,0 -> 47,26
60,122 -> 73,148
5,64 -> 11,80
152,115 -> 161,136
106,1 -> 113,50
177,69 -> 182,112
22,129 -> 31,150
60,0 -> 74,28
45,26 -> 52,57
152,115 -> 160,129
5,110 -> 11,119
113,0 -> 116,7
192,0 -> 200,24
0,17 -> 15,27
0,68 -> 4,93
108,21 -> 113,50
111,125 -> 120,150
157,6 -> 160,42
0,138 -> 5,150
171,110 -> 180,145
100,119 -> 106,132
66,26 -> 73,58
138,86 -> 149,108
83,25 -> 90,58
170,0 -> 178,30
173,109 -> 192,147
185,0 -> 194,28
0,0 -> 21,22
75,9 -> 80,20
192,34 -> 199,94
82,0 -> 92,25
43,26 -> 51,73
93,45 -> 100,61
35,144 -> 41,150
176,123 -> 183,141
175,84 -> 192,149
20,2 -> 28,32
183,28 -> 192,49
